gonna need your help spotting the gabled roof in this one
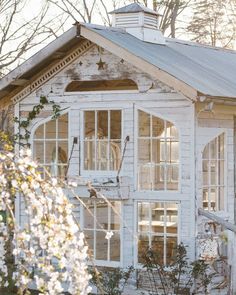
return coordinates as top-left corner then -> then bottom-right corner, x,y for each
1,22 -> 236,102
110,3 -> 160,16
82,24 -> 236,99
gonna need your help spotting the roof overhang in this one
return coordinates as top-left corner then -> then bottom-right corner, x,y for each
0,25 -> 80,101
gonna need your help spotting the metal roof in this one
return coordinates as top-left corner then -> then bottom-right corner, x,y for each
1,22 -> 236,101
84,25 -> 236,98
110,3 -> 160,16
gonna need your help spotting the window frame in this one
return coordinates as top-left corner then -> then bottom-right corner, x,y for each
202,132 -> 226,211
80,198 -> 123,267
80,107 -> 124,177
30,110 -> 70,179
134,200 -> 180,267
134,106 -> 180,192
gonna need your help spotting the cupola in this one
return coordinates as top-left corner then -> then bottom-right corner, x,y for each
110,3 -> 165,45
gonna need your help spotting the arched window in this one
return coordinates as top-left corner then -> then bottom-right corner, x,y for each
138,110 -> 179,191
65,79 -> 138,92
202,133 -> 224,211
33,113 -> 68,178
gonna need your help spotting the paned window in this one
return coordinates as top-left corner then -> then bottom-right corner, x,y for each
202,133 -> 224,211
33,114 -> 68,178
138,201 -> 178,265
81,200 -> 121,263
84,110 -> 121,171
138,110 -> 179,190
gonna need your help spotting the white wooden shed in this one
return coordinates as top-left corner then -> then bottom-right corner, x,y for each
1,3 -> 236,293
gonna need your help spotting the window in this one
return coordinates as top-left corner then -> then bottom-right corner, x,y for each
137,201 -> 178,265
65,79 -> 138,92
138,110 -> 179,190
202,133 -> 224,211
81,200 -> 121,263
84,110 -> 121,171
33,114 -> 68,178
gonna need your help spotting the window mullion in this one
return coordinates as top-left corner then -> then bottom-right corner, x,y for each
164,121 -> 167,191
150,116 -> 153,190
108,110 -> 111,171
95,111 -> 98,170
108,204 -> 111,261
164,203 -> 167,265
94,202 -> 96,260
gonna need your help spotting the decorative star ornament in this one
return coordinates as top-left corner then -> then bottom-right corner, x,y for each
96,58 -> 106,70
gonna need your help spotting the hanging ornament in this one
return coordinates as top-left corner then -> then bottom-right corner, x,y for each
96,58 -> 106,70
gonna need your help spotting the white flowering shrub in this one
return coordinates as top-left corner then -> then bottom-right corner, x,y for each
0,148 -> 91,295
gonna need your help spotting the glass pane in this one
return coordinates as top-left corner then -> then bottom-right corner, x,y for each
151,236 -> 164,264
138,139 -> 151,163
170,142 -> 179,162
203,144 -> 209,159
202,189 -> 209,210
97,202 -> 108,230
160,139 -> 166,162
170,125 -> 178,139
166,207 -> 178,234
139,110 -> 150,137
96,231 -> 107,260
97,141 -> 108,170
34,141 -> 44,163
219,160 -> 224,185
219,187 -> 224,210
166,166 -> 178,190
58,142 -> 68,164
138,234 -> 149,263
210,161 -> 216,185
218,134 -> 224,159
84,203 -> 94,229
85,111 -> 95,139
152,139 -> 161,164
138,202 -> 149,232
152,116 -> 164,137
210,188 -> 217,211
110,202 -> 120,230
138,165 -> 151,190
57,165 -> 67,178
84,141 -> 95,170
166,122 -> 173,137
210,139 -> 217,159
34,124 -> 44,139
97,111 -> 108,138
166,237 -> 177,264
45,120 -> 56,139
110,232 -> 120,261
58,114 -> 68,139
45,141 -> 56,164
109,141 -> 121,170
110,110 -> 121,139
151,203 -> 164,233
153,165 -> 165,190
202,160 -> 209,186
84,230 -> 94,256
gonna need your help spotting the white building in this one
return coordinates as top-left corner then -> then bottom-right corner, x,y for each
1,3 -> 236,293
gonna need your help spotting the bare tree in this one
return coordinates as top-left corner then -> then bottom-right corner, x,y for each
0,0 -> 66,76
47,0 -> 97,23
187,0 -> 236,48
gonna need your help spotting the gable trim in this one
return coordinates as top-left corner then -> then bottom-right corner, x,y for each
11,40 -> 93,104
80,25 -> 198,101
